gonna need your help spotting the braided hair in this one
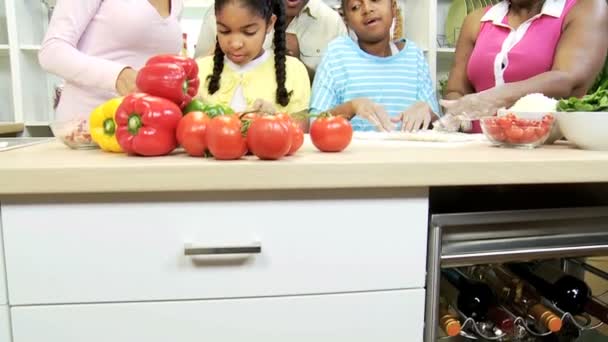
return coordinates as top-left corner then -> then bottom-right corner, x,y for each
207,0 -> 291,106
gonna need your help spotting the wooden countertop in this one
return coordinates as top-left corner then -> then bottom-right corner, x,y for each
0,136 -> 607,195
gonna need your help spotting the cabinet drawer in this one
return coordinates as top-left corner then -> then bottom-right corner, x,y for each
11,289 -> 424,342
0,306 -> 10,342
3,190 -> 428,305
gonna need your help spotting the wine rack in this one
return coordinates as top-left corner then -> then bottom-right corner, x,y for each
425,206 -> 608,341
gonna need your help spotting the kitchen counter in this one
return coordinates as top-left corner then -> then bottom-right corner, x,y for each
1,136 -> 608,342
0,137 -> 607,195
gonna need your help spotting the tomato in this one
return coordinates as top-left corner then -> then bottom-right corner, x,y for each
497,116 -> 513,129
274,112 -> 292,123
537,125 -> 550,137
176,111 -> 210,157
515,118 -> 532,127
310,116 -> 353,152
206,115 -> 247,160
505,113 -> 517,121
542,114 -> 555,124
505,126 -> 524,143
287,121 -> 304,155
246,116 -> 292,160
521,127 -> 538,143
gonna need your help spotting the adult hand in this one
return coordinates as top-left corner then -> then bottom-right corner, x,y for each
391,102 -> 436,132
115,67 -> 138,96
351,98 -> 394,132
436,90 -> 507,132
286,33 -> 300,58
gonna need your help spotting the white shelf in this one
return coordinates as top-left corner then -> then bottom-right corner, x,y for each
20,44 -> 41,51
0,44 -> 8,50
437,47 -> 455,53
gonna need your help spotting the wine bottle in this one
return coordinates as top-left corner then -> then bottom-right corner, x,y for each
441,268 -> 495,320
466,265 -> 563,333
439,296 -> 461,337
507,262 -> 608,324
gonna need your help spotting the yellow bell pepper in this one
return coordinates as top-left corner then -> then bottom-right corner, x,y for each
89,97 -> 124,152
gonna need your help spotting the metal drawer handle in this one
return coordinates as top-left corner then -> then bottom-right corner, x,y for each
184,242 -> 262,256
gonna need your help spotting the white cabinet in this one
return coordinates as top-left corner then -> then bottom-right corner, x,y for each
0,306 -> 11,342
3,191 -> 428,305
11,289 -> 425,342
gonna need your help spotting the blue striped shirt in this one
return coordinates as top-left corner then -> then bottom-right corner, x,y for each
310,36 -> 440,131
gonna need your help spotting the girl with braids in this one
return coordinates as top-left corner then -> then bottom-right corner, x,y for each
195,0 -> 310,115
310,0 -> 440,132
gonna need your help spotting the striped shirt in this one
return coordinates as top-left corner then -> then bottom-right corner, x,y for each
310,36 -> 440,131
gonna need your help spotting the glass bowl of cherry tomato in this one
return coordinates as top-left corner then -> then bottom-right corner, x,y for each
480,113 -> 556,149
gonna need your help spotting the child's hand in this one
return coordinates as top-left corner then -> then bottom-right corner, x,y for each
351,98 -> 394,132
391,102 -> 436,132
252,99 -> 276,114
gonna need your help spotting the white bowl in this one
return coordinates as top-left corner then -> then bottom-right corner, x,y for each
554,112 -> 608,150
497,109 -> 563,144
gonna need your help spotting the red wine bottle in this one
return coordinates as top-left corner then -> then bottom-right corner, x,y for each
441,268 -> 495,320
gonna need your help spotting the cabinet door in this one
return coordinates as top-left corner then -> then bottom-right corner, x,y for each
3,191 -> 429,305
0,305 -> 11,342
12,289 -> 425,342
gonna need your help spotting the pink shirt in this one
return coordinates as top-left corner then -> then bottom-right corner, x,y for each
467,0 -> 577,92
39,0 -> 183,122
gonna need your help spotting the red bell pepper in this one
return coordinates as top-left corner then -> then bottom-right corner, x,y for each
136,55 -> 200,109
115,93 -> 182,156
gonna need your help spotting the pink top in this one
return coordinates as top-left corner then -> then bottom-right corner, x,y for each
467,0 -> 577,92
39,0 -> 183,122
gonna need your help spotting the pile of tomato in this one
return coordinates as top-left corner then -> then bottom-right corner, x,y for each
177,104 -> 353,161
482,113 -> 555,145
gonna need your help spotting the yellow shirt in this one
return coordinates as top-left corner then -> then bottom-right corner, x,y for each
196,54 -> 311,114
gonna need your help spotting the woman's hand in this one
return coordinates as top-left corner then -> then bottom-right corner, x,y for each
116,67 -> 138,96
351,98 -> 394,132
440,89 -> 506,119
252,98 -> 277,114
391,102 -> 436,132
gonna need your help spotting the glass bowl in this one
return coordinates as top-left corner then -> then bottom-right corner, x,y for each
50,118 -> 99,150
480,113 -> 555,149
496,109 -> 563,144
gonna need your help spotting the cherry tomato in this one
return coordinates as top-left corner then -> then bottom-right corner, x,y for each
505,126 -> 524,143
247,116 -> 292,160
206,115 -> 247,160
497,116 -> 513,129
310,116 -> 353,152
542,114 -> 555,124
176,111 -> 210,157
521,127 -> 538,143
